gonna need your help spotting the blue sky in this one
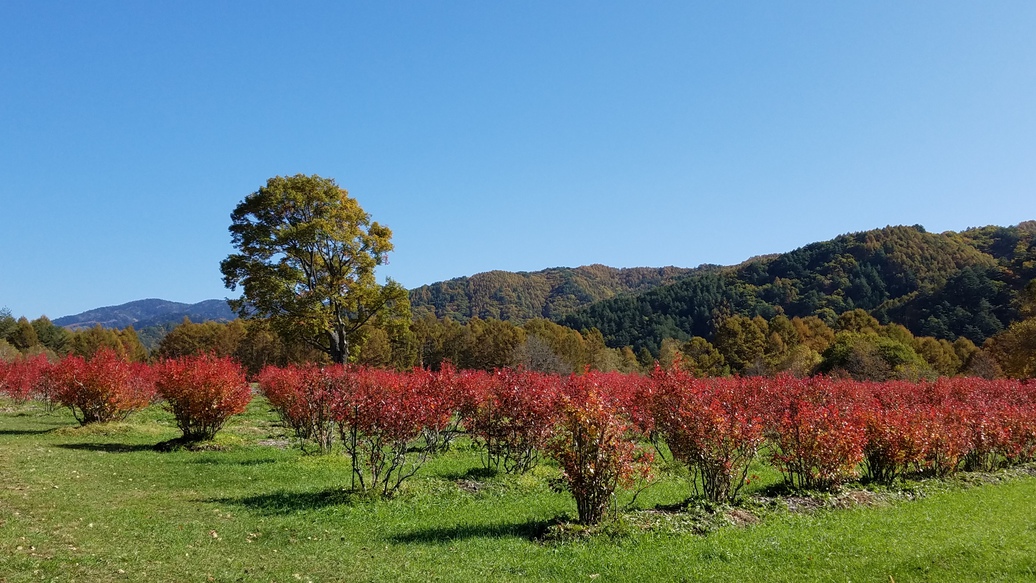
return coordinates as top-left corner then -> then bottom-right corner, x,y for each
2,2 -> 1035,320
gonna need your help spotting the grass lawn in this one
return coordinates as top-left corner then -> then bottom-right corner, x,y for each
2,397 -> 1035,582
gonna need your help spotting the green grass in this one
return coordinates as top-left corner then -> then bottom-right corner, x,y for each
2,398 -> 1035,582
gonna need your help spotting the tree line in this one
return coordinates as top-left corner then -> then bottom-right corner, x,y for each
4,297 -> 1033,380
0,311 -> 147,363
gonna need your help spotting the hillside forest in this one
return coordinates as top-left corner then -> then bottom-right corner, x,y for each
2,222 -> 1035,380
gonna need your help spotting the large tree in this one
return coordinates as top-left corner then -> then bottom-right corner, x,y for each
220,174 -> 409,364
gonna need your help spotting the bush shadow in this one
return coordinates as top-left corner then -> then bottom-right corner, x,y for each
56,442 -> 157,453
389,518 -> 554,544
0,428 -> 60,436
440,466 -> 500,481
210,488 -> 367,514
191,457 -> 280,466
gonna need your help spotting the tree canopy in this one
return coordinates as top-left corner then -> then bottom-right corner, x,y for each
220,174 -> 410,364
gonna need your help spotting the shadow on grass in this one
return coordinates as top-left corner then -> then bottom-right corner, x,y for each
389,518 -> 554,544
440,466 -> 500,481
754,480 -> 802,497
56,442 -> 157,453
210,488 -> 369,514
191,457 -> 280,466
651,498 -> 697,513
0,428 -> 60,436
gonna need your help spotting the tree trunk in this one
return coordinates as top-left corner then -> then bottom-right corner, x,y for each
329,329 -> 349,364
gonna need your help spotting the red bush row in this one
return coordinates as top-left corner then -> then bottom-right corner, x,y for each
259,364 -> 455,495
853,378 -> 1036,480
258,364 -> 1036,506
257,364 -> 653,519
1,350 -> 251,440
648,374 -> 1036,493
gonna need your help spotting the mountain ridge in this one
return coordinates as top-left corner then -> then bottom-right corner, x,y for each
54,298 -> 236,331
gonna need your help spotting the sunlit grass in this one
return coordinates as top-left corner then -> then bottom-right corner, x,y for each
1,397 -> 1034,582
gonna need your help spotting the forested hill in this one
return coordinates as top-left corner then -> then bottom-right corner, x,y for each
559,223 -> 1036,354
408,265 -> 698,322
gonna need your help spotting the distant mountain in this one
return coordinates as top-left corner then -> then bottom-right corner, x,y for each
408,264 -> 700,322
54,299 -> 236,331
560,223 -> 1036,353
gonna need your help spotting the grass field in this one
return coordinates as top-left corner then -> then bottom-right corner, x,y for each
2,398 -> 1035,582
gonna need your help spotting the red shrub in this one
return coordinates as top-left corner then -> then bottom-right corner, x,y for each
0,356 -> 53,403
921,404 -> 972,477
51,350 -> 155,425
860,402 -> 929,484
457,368 -> 560,474
961,403 -> 1009,472
413,363 -> 464,454
334,367 -> 438,496
258,364 -> 305,435
1000,403 -> 1036,464
154,355 -> 252,441
258,364 -> 339,453
259,365 -> 445,494
652,367 -> 765,502
893,378 -> 981,477
547,372 -> 653,525
764,377 -> 866,491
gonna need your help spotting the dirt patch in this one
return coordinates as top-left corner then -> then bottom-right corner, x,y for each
845,489 -> 880,506
1017,465 -> 1036,477
756,488 -> 889,513
724,508 -> 760,527
782,496 -> 826,513
827,489 -> 884,509
456,479 -> 485,493
256,438 -> 291,449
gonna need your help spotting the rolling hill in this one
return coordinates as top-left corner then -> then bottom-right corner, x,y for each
560,222 -> 1036,353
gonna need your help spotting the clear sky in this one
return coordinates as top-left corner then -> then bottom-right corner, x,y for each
2,2 -> 1035,320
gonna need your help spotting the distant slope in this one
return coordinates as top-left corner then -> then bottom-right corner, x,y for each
54,299 -> 236,331
560,224 -> 1035,353
408,264 -> 699,322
